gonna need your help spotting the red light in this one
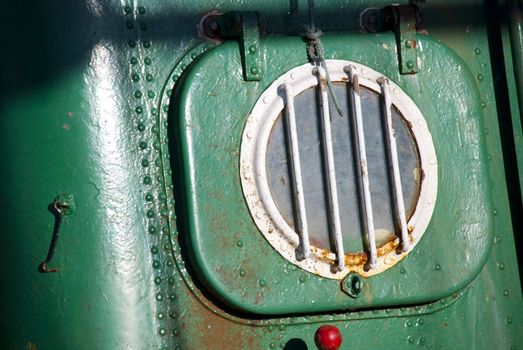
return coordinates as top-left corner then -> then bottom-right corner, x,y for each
314,325 -> 342,350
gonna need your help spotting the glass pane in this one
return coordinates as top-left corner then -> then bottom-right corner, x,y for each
266,83 -> 421,253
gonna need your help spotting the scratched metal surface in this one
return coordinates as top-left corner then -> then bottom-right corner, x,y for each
0,0 -> 521,349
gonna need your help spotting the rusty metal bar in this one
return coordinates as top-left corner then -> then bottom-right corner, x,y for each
314,67 -> 345,271
282,82 -> 311,259
379,78 -> 410,252
347,66 -> 377,268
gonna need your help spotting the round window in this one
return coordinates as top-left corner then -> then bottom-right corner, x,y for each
240,60 -> 437,278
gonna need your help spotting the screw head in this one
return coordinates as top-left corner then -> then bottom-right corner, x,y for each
250,66 -> 260,75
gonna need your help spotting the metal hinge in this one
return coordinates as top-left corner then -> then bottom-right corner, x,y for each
360,5 -> 423,75
202,11 -> 265,81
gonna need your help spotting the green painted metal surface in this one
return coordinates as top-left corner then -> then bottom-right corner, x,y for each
173,34 -> 493,314
0,0 -> 521,349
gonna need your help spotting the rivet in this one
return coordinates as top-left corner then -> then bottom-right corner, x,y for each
417,119 -> 424,126
124,5 -> 132,14
172,74 -> 179,82
503,289 -> 509,296
138,6 -> 146,14
239,268 -> 246,277
259,279 -> 267,287
405,320 -> 413,328
148,226 -> 157,234
169,293 -> 176,301
263,96 -> 270,104
145,192 -> 153,201
147,90 -> 155,98
190,52 -> 198,60
481,101 -> 487,108
139,141 -> 148,149
162,226 -> 169,234
393,88 -> 400,94
134,90 -> 142,98
159,328 -> 166,336
151,246 -> 159,254
475,47 -> 481,55
137,123 -> 146,132
248,44 -> 257,54
153,260 -> 161,269
135,106 -> 143,114
498,263 -> 505,270
417,337 -> 425,345
144,57 -> 152,65
246,132 -> 253,139
298,275 -> 307,283
146,74 -> 154,82
407,336 -> 414,344
406,60 -> 415,69
269,341 -> 277,348
131,73 -> 140,82
290,72 -> 297,79
400,267 -> 406,274
168,277 -> 175,285
278,325 -> 286,331
163,105 -> 169,112
506,317 -> 513,324
181,63 -> 187,70
157,312 -> 164,319
154,276 -> 162,285
405,39 -> 416,48
130,57 -> 138,65
128,40 -> 137,48
143,41 -> 151,48
434,264 -> 441,271
477,74 -> 483,81
493,209 -> 498,215
126,20 -> 134,29
250,66 -> 260,75
237,240 -> 243,247
140,23 -> 148,31
146,209 -> 155,218
151,108 -> 158,116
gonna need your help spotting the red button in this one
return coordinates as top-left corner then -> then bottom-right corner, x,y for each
314,325 -> 342,350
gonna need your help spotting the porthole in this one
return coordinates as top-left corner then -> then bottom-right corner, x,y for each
240,60 -> 437,278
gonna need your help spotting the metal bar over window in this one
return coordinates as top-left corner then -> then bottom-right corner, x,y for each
347,66 -> 378,268
282,82 -> 311,259
314,67 -> 345,271
379,78 -> 410,252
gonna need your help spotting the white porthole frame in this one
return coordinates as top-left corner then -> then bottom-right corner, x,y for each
240,60 -> 438,279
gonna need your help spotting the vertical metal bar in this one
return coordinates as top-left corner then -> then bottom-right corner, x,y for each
379,78 -> 410,252
314,67 -> 345,271
282,83 -> 311,259
347,66 -> 378,268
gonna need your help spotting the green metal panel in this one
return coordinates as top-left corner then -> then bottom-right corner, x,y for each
172,34 -> 494,314
0,0 -> 521,349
